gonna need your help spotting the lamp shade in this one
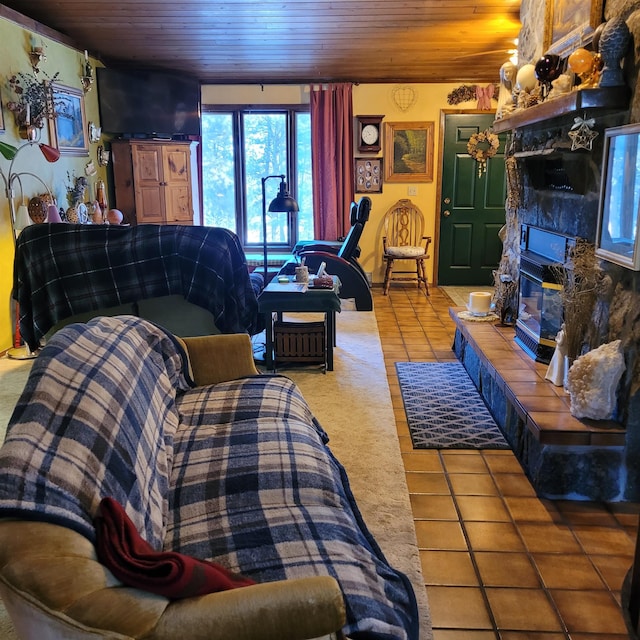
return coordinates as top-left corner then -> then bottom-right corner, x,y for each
268,180 -> 299,213
39,143 -> 61,163
0,141 -> 18,160
14,204 -> 32,234
47,204 -> 62,223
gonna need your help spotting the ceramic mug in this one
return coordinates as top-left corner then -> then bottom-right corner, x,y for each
295,265 -> 309,283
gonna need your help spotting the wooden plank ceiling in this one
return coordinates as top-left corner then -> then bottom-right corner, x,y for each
4,0 -> 521,84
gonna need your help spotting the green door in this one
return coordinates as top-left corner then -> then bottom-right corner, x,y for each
437,113 -> 507,285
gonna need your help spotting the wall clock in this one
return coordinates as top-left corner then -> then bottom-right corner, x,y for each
354,158 -> 383,193
356,115 -> 383,153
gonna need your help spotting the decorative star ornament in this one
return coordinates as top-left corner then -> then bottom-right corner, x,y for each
568,115 -> 599,151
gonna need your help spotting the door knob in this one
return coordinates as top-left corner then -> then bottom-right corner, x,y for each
444,197 -> 451,204
443,210 -> 451,217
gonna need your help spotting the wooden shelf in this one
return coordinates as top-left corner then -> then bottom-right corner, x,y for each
493,87 -> 630,133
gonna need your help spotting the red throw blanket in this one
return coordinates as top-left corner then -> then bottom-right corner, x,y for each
94,497 -> 256,599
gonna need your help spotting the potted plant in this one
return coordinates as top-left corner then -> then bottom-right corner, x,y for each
5,70 -> 59,130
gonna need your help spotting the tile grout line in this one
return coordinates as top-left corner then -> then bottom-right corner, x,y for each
478,450 -> 572,639
435,448 -> 502,636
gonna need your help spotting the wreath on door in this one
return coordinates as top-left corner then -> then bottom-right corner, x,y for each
467,130 -> 500,177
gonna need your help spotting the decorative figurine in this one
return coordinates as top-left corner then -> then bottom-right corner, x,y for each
545,327 -> 567,387
496,61 -> 517,119
598,17 -> 631,87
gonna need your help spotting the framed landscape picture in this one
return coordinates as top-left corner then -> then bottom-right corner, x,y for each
384,121 -> 434,183
49,83 -> 89,155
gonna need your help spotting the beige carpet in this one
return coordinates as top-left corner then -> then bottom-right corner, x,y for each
0,311 -> 432,639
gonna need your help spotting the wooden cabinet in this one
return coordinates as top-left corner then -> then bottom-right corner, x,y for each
111,139 -> 200,225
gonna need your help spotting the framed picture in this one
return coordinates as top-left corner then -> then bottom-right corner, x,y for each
383,121 -> 434,183
595,122 -> 640,270
48,83 -> 89,156
544,0 -> 603,56
354,158 -> 383,193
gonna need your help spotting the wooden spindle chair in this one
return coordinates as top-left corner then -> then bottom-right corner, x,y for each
382,198 -> 431,295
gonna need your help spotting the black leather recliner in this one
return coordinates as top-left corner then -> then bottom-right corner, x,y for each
292,197 -> 369,260
279,197 -> 373,311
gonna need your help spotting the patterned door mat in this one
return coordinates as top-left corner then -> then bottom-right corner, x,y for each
396,362 -> 510,449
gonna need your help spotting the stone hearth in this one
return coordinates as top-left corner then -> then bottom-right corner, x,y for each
450,309 -> 633,501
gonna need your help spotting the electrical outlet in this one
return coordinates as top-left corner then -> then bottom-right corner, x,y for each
407,186 -> 418,196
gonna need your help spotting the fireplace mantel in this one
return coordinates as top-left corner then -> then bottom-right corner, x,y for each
493,86 -> 630,133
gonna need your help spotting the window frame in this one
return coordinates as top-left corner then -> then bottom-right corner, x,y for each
201,103 -> 309,251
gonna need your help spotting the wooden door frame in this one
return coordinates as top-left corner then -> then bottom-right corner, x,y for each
433,109 -> 496,287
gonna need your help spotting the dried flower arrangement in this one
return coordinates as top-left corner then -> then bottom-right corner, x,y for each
6,70 -> 59,128
446,85 -> 478,105
553,240 -> 600,361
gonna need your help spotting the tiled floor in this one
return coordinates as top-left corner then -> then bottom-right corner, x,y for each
372,285 -> 639,640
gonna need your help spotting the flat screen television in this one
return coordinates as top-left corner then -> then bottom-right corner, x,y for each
97,67 -> 200,138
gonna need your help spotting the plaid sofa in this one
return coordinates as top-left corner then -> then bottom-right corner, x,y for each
0,316 -> 417,640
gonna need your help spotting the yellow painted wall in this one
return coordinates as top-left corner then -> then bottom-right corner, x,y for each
0,14 -> 105,351
352,84 -> 482,287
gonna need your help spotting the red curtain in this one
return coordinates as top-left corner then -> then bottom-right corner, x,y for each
310,83 -> 354,240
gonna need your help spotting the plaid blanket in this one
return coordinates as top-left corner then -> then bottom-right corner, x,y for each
169,376 -> 418,639
14,223 -> 260,351
0,317 -> 418,639
0,316 -> 192,547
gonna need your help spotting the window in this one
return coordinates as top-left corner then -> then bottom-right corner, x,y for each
201,108 -> 313,252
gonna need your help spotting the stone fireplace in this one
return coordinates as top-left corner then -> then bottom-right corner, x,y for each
453,86 -> 640,501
